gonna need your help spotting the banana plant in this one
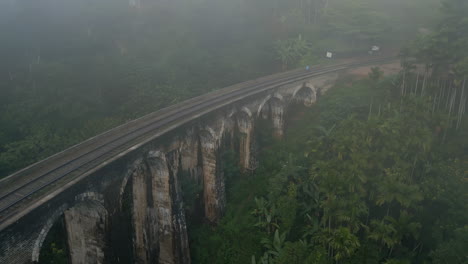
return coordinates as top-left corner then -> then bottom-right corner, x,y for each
252,197 -> 279,234
261,230 -> 287,259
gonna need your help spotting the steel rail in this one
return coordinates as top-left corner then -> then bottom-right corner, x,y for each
0,56 -> 396,222
0,60 -> 339,192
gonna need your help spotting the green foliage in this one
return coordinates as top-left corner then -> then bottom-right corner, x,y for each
261,230 -> 287,259
275,183 -> 298,232
0,0 -> 442,178
323,0 -> 391,45
39,243 -> 68,264
180,173 -> 203,215
384,259 -> 411,264
274,241 -> 311,264
189,153 -> 270,263
430,226 -> 468,264
369,67 -> 384,82
327,227 -> 360,261
274,35 -> 310,70
407,0 -> 468,78
38,217 -> 69,264
192,72 -> 468,264
252,197 -> 279,234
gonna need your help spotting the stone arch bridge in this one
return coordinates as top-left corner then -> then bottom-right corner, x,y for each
0,57 -> 395,263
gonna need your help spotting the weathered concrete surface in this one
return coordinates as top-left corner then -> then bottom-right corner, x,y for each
131,160 -> 157,264
199,118 -> 226,223
180,128 -> 201,181
64,201 -> 108,264
270,95 -> 285,138
148,151 -> 174,264
167,150 -> 191,264
236,108 -> 254,171
130,149 -> 191,264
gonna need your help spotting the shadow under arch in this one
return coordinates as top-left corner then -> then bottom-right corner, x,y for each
292,83 -> 317,107
32,192 -> 105,263
257,94 -> 284,119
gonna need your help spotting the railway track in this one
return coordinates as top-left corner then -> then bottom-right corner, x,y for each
0,56 -> 396,228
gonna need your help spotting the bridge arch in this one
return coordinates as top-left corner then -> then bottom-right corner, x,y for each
31,192 -> 105,263
199,127 -> 218,150
257,94 -> 284,118
228,107 -> 253,126
257,94 -> 285,137
238,107 -> 253,120
292,83 -> 317,107
119,159 -> 144,210
32,204 -> 69,263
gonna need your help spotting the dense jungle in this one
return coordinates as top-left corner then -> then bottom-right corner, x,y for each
1,0 -> 467,263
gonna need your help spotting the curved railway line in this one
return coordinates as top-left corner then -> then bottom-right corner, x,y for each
0,56 -> 396,229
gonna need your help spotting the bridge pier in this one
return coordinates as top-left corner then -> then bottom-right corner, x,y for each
147,151 -> 175,264
130,160 -> 157,264
270,96 -> 285,138
199,119 -> 226,223
64,200 -> 108,264
236,108 -> 254,172
130,151 -> 191,264
166,150 -> 191,264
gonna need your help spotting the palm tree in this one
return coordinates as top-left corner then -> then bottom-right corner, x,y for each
299,181 -> 321,217
319,190 -> 338,232
375,170 -> 423,215
386,211 -> 421,257
314,227 -> 360,262
327,227 -> 360,262
339,194 -> 368,233
368,219 -> 398,252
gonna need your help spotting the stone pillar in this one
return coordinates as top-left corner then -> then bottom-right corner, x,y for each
131,161 -> 157,264
167,151 -> 191,264
270,98 -> 285,138
236,108 -> 254,172
64,201 -> 108,264
147,151 -> 175,264
130,150 -> 191,264
302,86 -> 317,107
199,126 -> 225,223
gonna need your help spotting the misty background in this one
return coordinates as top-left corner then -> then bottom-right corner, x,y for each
0,0 -> 439,176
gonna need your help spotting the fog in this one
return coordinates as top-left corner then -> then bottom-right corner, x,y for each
0,0 -> 454,176
1,1 -> 468,264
